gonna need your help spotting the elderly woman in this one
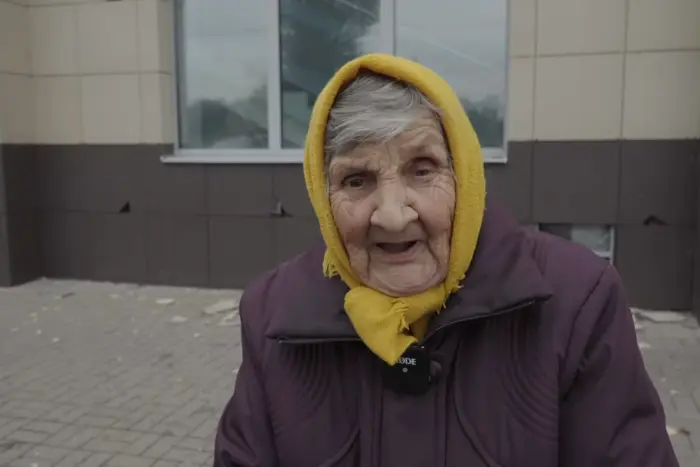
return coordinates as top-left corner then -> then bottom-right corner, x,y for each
214,54 -> 677,466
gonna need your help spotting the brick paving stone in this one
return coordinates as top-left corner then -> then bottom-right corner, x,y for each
0,419 -> 30,439
45,405 -> 88,424
108,454 -> 156,467
77,415 -> 119,428
55,450 -> 92,467
26,444 -> 72,461
0,442 -> 33,466
0,279 -> 698,466
22,420 -> 66,435
162,447 -> 209,465
190,420 -> 217,440
6,430 -> 50,444
143,436 -> 180,459
62,427 -> 105,449
125,433 -> 160,456
7,458 -> 53,467
83,438 -> 131,453
79,452 -> 113,467
152,461 -> 178,467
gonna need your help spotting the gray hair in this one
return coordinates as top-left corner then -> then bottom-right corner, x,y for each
324,72 -> 443,162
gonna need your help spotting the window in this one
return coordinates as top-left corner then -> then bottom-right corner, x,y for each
539,224 -> 616,263
170,0 -> 508,164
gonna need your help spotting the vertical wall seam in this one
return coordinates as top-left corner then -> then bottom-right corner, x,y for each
204,167 -> 212,286
530,0 -> 539,223
619,0 -> 630,141
135,1 -> 144,144
73,5 -> 85,144
614,0 -> 631,249
531,0 -> 539,140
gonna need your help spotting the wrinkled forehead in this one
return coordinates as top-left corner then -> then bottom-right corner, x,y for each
331,118 -> 449,168
323,71 -> 449,169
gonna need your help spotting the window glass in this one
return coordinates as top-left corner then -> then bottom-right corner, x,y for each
175,0 -> 508,156
177,0 -> 268,149
279,0 -> 381,148
396,0 -> 507,148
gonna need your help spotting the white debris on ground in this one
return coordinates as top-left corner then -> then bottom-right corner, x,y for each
0,279 -> 246,467
217,311 -> 241,327
630,306 -> 700,464
633,308 -> 689,324
0,279 -> 697,465
204,296 -> 242,316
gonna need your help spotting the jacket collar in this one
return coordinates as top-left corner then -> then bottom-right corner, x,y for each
266,201 -> 553,343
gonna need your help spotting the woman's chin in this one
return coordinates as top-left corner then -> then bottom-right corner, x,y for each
367,267 -> 444,297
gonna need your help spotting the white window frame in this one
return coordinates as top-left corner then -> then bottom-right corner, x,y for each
162,0 -> 509,165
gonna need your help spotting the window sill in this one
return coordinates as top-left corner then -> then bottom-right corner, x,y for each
160,147 -> 508,165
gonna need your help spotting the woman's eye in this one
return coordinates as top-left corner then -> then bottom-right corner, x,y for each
413,162 -> 436,178
344,174 -> 366,188
411,157 -> 438,179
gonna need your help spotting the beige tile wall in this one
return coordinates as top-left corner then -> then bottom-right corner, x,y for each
0,0 -> 32,144
508,0 -> 700,141
28,0 -> 174,145
3,0 -> 698,146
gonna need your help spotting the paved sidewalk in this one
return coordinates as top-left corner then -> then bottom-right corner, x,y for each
0,280 -> 240,467
634,308 -> 700,466
0,279 -> 698,467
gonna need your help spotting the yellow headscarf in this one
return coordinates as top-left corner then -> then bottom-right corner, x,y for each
303,54 -> 485,365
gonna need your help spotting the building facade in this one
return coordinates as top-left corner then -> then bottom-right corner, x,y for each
0,0 -> 698,315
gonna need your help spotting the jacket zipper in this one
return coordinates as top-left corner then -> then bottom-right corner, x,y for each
277,298 -> 541,346
277,336 -> 361,345
419,298 -> 537,344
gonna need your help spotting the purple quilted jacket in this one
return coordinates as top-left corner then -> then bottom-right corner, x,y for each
214,203 -> 678,467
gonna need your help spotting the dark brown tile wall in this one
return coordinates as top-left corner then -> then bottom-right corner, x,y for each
0,151 -> 7,285
139,156 -> 207,214
0,214 -> 10,285
485,142 -> 533,223
209,217 -> 277,288
695,157 -> 700,319
5,210 -> 41,285
274,217 -> 322,264
0,141 -> 698,315
0,145 -> 39,213
41,211 -> 146,282
619,140 -> 697,227
532,141 -> 620,224
145,214 -> 209,286
615,140 -> 698,315
616,226 -> 694,310
273,165 -> 315,218
41,211 -> 95,280
207,165 -> 274,216
36,145 -> 147,213
0,145 -> 41,286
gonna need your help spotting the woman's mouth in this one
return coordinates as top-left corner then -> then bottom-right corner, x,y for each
376,241 -> 418,254
373,241 -> 422,263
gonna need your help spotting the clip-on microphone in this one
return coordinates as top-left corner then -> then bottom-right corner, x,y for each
382,344 -> 432,396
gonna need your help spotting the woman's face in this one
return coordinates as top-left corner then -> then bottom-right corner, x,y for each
327,116 -> 456,297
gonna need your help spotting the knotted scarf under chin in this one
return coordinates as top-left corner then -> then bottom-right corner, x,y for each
323,251 -> 459,365
343,282 -> 449,365
305,54 -> 485,365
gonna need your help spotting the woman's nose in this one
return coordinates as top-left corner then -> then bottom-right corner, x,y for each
370,185 -> 418,232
